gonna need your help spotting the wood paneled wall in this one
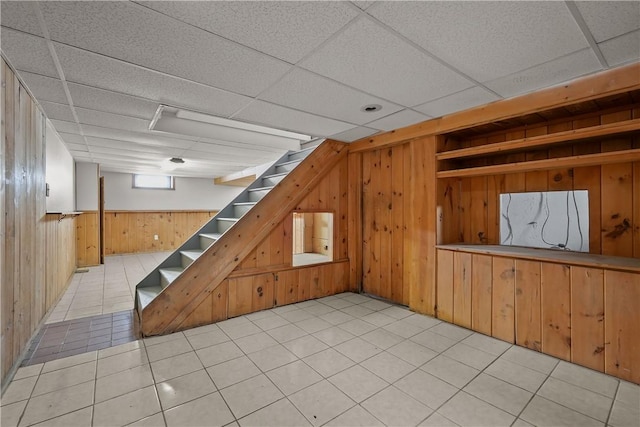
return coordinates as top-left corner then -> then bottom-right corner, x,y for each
2,60 -> 76,387
438,108 -> 640,259
103,210 -> 217,255
76,211 -> 99,266
437,248 -> 640,384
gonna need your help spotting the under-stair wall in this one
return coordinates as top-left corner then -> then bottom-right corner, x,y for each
140,140 -> 353,336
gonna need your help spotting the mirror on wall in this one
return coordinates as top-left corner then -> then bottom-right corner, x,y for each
499,190 -> 589,252
292,212 -> 333,266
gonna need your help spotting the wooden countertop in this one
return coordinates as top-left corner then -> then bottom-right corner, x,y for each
436,244 -> 640,273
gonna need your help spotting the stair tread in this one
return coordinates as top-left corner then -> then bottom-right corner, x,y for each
159,267 -> 183,283
200,233 -> 221,239
247,186 -> 275,192
233,202 -> 257,206
263,172 -> 288,179
217,217 -> 240,221
275,159 -> 302,166
137,286 -> 162,310
181,249 -> 203,260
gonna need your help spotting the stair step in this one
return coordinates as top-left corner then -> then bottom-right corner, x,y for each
247,186 -> 275,192
233,202 -> 257,206
288,146 -> 316,161
261,172 -> 287,186
233,202 -> 257,217
137,286 -> 162,311
159,267 -> 184,288
247,186 -> 274,202
181,249 -> 203,268
199,233 -> 221,249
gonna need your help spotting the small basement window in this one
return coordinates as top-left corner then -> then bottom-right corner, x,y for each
292,212 -> 333,266
132,174 -> 175,190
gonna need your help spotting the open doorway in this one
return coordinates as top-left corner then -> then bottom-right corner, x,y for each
292,212 -> 333,266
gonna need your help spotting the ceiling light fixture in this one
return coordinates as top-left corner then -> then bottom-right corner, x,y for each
169,157 -> 185,164
361,104 -> 382,113
149,105 -> 311,151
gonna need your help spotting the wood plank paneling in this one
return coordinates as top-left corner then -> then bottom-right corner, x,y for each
104,211 -> 217,255
471,254 -> 492,335
76,211 -> 100,266
436,249 -> 454,322
571,266 -> 605,371
515,260 -> 542,351
347,153 -> 362,292
2,60 -> 76,387
492,257 -> 515,343
453,252 -> 472,328
604,270 -> 640,383
541,263 -> 571,360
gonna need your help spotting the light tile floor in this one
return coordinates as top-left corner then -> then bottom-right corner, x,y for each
46,252 -> 171,323
2,291 -> 639,426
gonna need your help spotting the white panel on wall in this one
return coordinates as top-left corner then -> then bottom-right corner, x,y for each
45,120 -> 75,212
103,171 -> 244,211
76,162 -> 99,211
500,190 -> 589,252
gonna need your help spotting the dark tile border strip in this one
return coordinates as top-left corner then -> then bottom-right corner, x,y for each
21,310 -> 139,366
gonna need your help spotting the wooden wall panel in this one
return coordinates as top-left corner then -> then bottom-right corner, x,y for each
452,252 -> 472,328
103,211 -> 217,255
515,260 -> 542,351
347,152 -> 362,292
541,263 -> 571,361
76,211 -> 100,266
2,61 -> 76,387
571,267 -> 605,371
604,270 -> 640,383
492,257 -> 515,343
471,254 -> 492,335
436,249 -> 454,322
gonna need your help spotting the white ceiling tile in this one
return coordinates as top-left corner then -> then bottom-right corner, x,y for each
53,43 -> 253,118
138,1 -> 358,64
365,109 -> 431,131
58,132 -> 86,145
0,1 -> 43,36
352,1 -> 375,11
88,145 -> 168,161
575,1 -> 640,43
75,108 -> 150,133
79,125 -> 196,150
330,126 -> 379,143
183,149 -> 277,166
67,84 -> 158,120
189,141 -> 283,159
0,28 -> 58,77
369,2 -> 588,82
70,151 -> 93,159
300,17 -> 473,106
15,71 -> 67,104
50,120 -> 80,134
414,86 -> 500,118
39,101 -> 75,122
259,68 -> 401,125
485,49 -> 603,98
234,101 -> 354,137
64,142 -> 88,152
40,1 -> 291,96
85,137 -> 177,156
600,30 -> 640,67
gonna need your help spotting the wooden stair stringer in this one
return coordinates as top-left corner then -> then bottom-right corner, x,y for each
140,140 -> 349,336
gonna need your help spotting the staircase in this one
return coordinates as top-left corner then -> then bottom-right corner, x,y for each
134,144 -> 319,315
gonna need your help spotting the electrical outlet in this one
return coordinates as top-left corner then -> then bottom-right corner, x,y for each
154,235 -> 159,240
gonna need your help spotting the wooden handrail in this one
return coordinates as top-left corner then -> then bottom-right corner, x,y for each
140,140 -> 349,335
436,148 -> 640,178
436,118 -> 640,160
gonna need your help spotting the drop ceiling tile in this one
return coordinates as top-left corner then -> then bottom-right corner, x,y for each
369,2 -> 588,82
79,125 -> 196,150
53,43 -> 253,118
575,1 -> 640,43
300,17 -> 473,106
85,137 -> 174,155
259,68 -> 402,125
352,1 -> 376,11
58,132 -> 86,145
70,151 -> 93,159
330,126 -> 380,143
365,109 -> 431,132
64,142 -> 88,152
138,1 -> 359,64
67,84 -> 158,120
414,86 -> 500,118
485,49 -> 603,98
39,101 -> 75,122
87,145 -> 168,160
234,101 -> 355,137
0,1 -> 42,36
40,1 -> 291,96
0,28 -> 57,77
15,71 -> 67,104
50,120 -> 80,134
600,30 -> 640,67
189,141 -> 281,159
75,108 -> 150,133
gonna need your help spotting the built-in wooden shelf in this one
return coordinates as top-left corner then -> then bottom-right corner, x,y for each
437,244 -> 640,273
436,148 -> 640,178
436,118 -> 640,161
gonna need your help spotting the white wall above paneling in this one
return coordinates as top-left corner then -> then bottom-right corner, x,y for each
45,121 -> 75,212
2,1 -> 637,178
75,162 -> 99,211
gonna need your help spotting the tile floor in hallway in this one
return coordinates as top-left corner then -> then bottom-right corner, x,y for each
2,291 -> 639,427
46,252 -> 172,323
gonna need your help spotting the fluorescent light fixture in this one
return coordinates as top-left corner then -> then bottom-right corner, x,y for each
149,106 -> 311,151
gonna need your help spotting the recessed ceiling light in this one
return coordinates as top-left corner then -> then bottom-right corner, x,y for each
169,157 -> 185,164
